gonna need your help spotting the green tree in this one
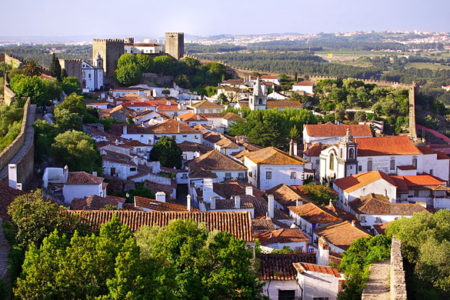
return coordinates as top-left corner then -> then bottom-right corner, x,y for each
34,120 -> 59,161
115,63 -> 142,86
57,93 -> 87,116
289,124 -> 300,141
49,53 -> 62,81
22,60 -> 42,77
9,75 -> 52,106
152,55 -> 174,74
117,53 -> 138,68
51,130 -> 102,173
354,111 -> 367,122
8,190 -> 89,248
135,219 -> 264,299
136,53 -> 153,72
149,136 -> 182,168
54,108 -> 83,131
386,210 -> 450,295
61,77 -> 81,95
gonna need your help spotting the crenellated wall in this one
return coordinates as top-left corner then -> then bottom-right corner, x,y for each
390,236 -> 407,300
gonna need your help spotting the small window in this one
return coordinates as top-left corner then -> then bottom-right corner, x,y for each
349,148 -> 355,160
390,157 -> 395,170
360,216 -> 366,222
359,165 -> 362,172
430,169 -> 433,175
182,135 -> 187,138
329,153 -> 335,170
340,148 -> 343,158
130,167 -> 136,172
290,172 -> 296,179
238,173 -> 244,179
266,171 -> 272,180
249,171 -> 252,178
375,217 -> 382,223
412,157 -> 417,168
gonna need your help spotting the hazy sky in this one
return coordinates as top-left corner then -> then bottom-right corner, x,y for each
1,0 -> 448,38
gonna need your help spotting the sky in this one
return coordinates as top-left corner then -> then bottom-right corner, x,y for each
0,0 -> 449,39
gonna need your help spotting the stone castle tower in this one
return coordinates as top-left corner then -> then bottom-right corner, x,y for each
165,32 -> 184,59
92,39 -> 124,85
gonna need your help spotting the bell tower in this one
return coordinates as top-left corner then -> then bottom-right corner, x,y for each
249,77 -> 267,110
337,128 -> 358,177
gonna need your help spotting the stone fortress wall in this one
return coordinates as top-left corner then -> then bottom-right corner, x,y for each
165,32 -> 184,60
0,98 -> 36,189
59,59 -> 83,81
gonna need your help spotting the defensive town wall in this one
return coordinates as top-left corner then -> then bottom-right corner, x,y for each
3,77 -> 16,106
0,98 -> 35,189
0,53 -> 23,69
92,39 -> 124,84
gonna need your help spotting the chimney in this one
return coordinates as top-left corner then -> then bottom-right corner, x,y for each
123,125 -> 127,135
293,141 -> 298,156
351,220 -> 355,227
418,202 -> 427,208
178,123 -> 180,133
245,186 -> 253,196
197,114 -> 200,121
8,164 -> 17,190
296,199 -> 300,206
289,139 -> 294,156
187,194 -> 191,211
203,178 -> 214,203
210,196 -> 216,210
156,192 -> 166,203
235,195 -> 241,209
329,199 -> 333,207
92,171 -> 97,177
133,196 -> 137,207
63,165 -> 69,182
317,237 -> 330,266
268,194 -> 275,218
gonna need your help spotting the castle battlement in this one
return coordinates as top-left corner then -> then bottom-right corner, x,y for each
93,39 -> 124,43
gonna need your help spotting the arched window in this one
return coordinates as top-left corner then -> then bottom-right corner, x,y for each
329,153 -> 335,170
259,98 -> 262,105
340,148 -> 343,158
349,148 -> 354,160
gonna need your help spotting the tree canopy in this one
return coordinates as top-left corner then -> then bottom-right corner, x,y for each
149,136 -> 182,169
61,76 -> 81,95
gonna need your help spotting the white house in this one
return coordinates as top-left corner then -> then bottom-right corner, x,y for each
42,167 -> 106,204
292,80 -> 314,95
258,253 -> 317,300
124,42 -> 163,54
312,220 -> 371,254
293,262 -> 344,300
189,100 -> 224,114
188,150 -> 248,183
267,91 -> 288,100
177,112 -> 209,127
256,228 -> 309,253
348,193 -> 430,229
243,147 -> 309,190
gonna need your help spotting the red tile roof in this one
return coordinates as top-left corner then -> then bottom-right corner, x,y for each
148,119 -> 199,134
258,253 -> 317,280
293,262 -> 342,278
314,221 -> 371,251
134,196 -> 196,211
390,174 -> 446,188
265,184 -> 311,207
355,136 -> 422,156
349,193 -> 429,215
294,80 -> 314,87
266,100 -> 302,109
334,171 -> 397,193
190,100 -> 224,109
244,147 -> 305,165
256,228 -> 308,245
67,210 -> 253,241
188,150 -> 247,174
66,172 -> 104,185
70,195 -> 124,210
178,112 -> 207,122
305,123 -> 372,137
288,203 -> 341,224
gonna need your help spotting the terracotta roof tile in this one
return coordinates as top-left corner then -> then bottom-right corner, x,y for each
305,123 -> 372,137
188,150 -> 247,174
148,119 -> 199,134
67,210 -> 253,241
178,112 -> 207,122
390,174 -> 446,188
293,262 -> 342,278
288,202 -> 341,224
349,193 -> 429,215
256,228 -> 308,245
314,221 -> 371,250
134,196 -> 197,211
190,100 -> 224,109
258,253 -> 317,280
334,171 -> 397,193
252,218 -> 276,234
244,147 -> 305,165
70,195 -> 124,210
355,136 -> 422,156
294,80 -> 314,86
265,184 -> 311,207
66,172 -> 104,185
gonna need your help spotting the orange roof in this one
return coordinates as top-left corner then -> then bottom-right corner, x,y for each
190,100 -> 224,109
355,136 -> 421,156
390,174 -> 446,187
293,262 -> 342,278
294,80 -> 314,87
334,171 -> 397,193
305,123 -> 372,137
134,196 -> 197,211
178,111 -> 207,122
304,143 -> 325,157
157,105 -> 179,111
256,228 -> 308,245
288,203 -> 341,224
148,119 -> 199,134
314,221 -> 371,250
349,193 -> 429,215
67,210 -> 253,241
244,147 -> 305,165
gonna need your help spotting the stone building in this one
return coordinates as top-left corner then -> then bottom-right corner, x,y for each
165,32 -> 184,59
92,39 -> 124,85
